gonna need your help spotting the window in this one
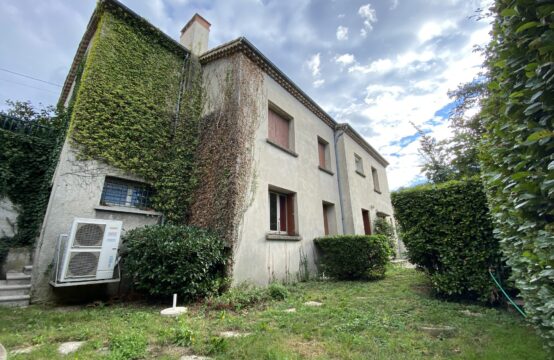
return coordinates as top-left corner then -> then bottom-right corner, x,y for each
100,177 -> 153,209
269,190 -> 296,235
268,107 -> 291,150
317,137 -> 331,171
354,154 -> 364,175
362,209 -> 372,235
322,202 -> 336,235
371,167 -> 381,193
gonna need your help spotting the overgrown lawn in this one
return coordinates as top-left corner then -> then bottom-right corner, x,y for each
0,267 -> 548,359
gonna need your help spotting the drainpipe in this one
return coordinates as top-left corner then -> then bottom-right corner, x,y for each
333,124 -> 347,234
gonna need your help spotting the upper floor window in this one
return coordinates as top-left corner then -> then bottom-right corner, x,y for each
318,137 -> 331,172
100,177 -> 153,210
268,107 -> 292,150
354,153 -> 364,175
372,167 -> 381,193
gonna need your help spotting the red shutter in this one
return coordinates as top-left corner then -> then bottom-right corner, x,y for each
277,115 -> 289,149
286,194 -> 295,235
362,210 -> 371,235
323,205 -> 329,235
318,142 -> 326,168
268,109 -> 277,142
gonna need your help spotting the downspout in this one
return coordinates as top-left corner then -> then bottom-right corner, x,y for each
334,124 -> 347,234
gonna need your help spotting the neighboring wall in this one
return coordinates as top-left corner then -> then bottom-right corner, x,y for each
233,73 -> 344,285
0,198 -> 17,238
337,133 -> 394,234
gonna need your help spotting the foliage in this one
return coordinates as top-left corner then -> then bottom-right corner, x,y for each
0,100 -> 68,263
108,330 -> 147,360
314,235 -> 391,280
123,225 -> 227,300
413,123 -> 456,183
267,282 -> 289,300
172,318 -> 196,347
69,4 -> 203,224
392,178 -> 503,301
205,283 -> 281,311
373,217 -> 396,250
0,268 -> 549,359
480,0 -> 554,346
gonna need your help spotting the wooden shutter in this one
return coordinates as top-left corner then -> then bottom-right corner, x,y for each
323,205 -> 329,235
268,109 -> 290,149
318,142 -> 326,168
268,109 -> 278,142
286,194 -> 295,235
362,210 -> 371,235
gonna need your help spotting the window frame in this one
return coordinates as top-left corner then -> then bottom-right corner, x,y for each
268,189 -> 297,236
371,166 -> 381,193
317,136 -> 333,174
267,102 -> 296,155
100,177 -> 153,210
354,153 -> 365,177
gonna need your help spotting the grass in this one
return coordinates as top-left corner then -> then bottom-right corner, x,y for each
0,267 -> 548,359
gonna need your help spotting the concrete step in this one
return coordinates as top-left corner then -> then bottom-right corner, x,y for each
6,272 -> 31,286
23,265 -> 33,275
0,294 -> 30,307
0,284 -> 31,297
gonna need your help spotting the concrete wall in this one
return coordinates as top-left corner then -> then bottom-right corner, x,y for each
0,197 -> 18,238
232,73 -> 344,285
31,142 -> 161,303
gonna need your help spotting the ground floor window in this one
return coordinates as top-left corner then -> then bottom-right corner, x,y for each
362,209 -> 372,235
100,177 -> 153,210
269,190 -> 296,235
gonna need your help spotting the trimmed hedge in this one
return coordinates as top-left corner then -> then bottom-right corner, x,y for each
481,0 -> 554,346
392,178 -> 503,301
123,225 -> 227,300
314,235 -> 391,280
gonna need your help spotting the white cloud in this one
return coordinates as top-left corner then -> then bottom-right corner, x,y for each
348,49 -> 437,75
306,53 -> 321,77
418,20 -> 457,42
390,0 -> 399,10
358,3 -> 377,32
335,53 -> 355,66
338,13 -> 345,19
336,25 -> 349,40
313,79 -> 325,88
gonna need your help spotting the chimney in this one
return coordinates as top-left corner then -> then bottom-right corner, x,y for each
180,13 -> 211,55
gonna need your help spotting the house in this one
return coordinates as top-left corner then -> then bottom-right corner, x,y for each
30,0 -> 395,303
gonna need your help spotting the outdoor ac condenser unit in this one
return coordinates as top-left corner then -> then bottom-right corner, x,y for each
59,218 -> 123,283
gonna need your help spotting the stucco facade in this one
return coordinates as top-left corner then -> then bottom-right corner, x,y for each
30,0 -> 396,302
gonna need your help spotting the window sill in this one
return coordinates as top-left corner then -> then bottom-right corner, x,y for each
95,205 -> 162,216
355,170 -> 366,178
374,189 -> 382,194
266,139 -> 298,157
318,166 -> 334,175
266,233 -> 302,241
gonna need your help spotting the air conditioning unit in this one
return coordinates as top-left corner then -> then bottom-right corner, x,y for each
58,218 -> 123,283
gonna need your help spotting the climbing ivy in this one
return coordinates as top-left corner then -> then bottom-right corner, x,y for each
69,4 -> 203,224
481,0 -> 553,347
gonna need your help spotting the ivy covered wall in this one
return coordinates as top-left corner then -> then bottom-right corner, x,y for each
69,2 -> 203,224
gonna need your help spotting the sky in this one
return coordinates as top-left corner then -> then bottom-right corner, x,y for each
0,0 -> 492,190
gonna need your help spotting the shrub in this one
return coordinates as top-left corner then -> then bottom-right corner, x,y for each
123,225 -> 227,300
391,178 -> 503,301
314,235 -> 391,280
373,217 -> 396,251
268,282 -> 289,300
481,0 -> 554,347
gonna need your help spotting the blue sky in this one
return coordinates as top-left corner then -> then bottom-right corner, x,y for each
0,0 -> 491,189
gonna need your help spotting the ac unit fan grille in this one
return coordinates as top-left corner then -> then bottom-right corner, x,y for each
67,252 -> 99,277
74,223 -> 105,247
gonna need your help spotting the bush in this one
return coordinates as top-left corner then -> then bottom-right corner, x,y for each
391,178 -> 503,301
481,0 -> 554,347
206,284 -> 269,311
268,282 -> 289,300
373,217 -> 396,251
123,225 -> 227,300
314,235 -> 391,280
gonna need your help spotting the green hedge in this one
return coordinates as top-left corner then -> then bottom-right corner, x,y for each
481,0 -> 554,346
314,235 -> 391,280
391,178 -> 503,301
123,225 -> 227,300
